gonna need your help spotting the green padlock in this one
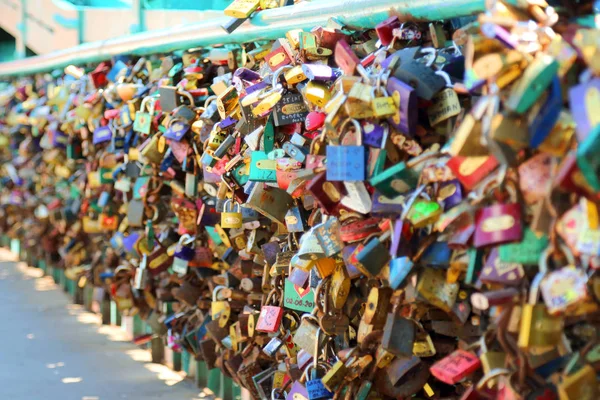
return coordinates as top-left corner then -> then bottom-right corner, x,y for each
498,227 -> 549,265
134,96 -> 156,135
249,151 -> 277,182
577,124 -> 600,191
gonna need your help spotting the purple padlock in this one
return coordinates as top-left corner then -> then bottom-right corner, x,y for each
174,245 -> 195,261
232,76 -> 245,93
438,180 -> 463,210
568,77 -> 600,142
245,80 -> 269,95
287,381 -> 309,400
234,67 -> 261,82
386,76 -> 417,137
481,23 -> 518,49
371,190 -> 404,216
122,232 -> 141,253
163,121 -> 190,141
301,64 -> 337,81
92,125 -> 113,145
362,121 -> 386,148
50,128 -> 68,149
220,116 -> 238,130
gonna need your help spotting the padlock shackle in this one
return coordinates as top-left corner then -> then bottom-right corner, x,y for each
419,47 -> 438,68
475,368 -> 511,391
177,89 -> 195,106
111,115 -> 132,130
313,327 -> 322,369
140,96 -> 157,114
337,117 -> 363,146
204,95 -> 217,108
212,285 -> 227,301
271,65 -> 294,89
179,233 -> 195,246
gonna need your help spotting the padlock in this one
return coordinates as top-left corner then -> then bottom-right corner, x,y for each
326,118 -> 366,182
505,55 -> 558,114
304,328 -> 334,400
370,85 -> 397,118
356,229 -> 391,277
370,152 -> 436,198
430,349 -> 481,385
381,313 -> 415,356
255,289 -> 284,333
473,181 -> 523,248
210,285 -> 231,328
391,54 -> 446,100
518,264 -> 564,350
133,96 -> 156,135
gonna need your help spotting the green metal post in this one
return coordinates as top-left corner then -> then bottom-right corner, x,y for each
10,239 -> 20,255
110,300 -> 121,326
133,0 -> 146,34
182,350 -> 191,375
151,337 -> 165,364
60,269 -> 68,292
15,0 -> 26,59
222,375 -> 234,400
53,267 -> 60,284
208,368 -> 222,397
232,381 -> 242,400
196,360 -> 208,388
83,284 -> 93,311
101,295 -> 111,325
39,259 -> 47,274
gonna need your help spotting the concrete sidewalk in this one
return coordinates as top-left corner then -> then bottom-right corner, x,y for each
0,249 -> 205,400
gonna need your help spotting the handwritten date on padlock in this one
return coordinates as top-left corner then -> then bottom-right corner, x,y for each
326,146 -> 366,181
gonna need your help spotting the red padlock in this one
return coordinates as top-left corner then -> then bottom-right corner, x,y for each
447,155 -> 499,191
335,39 -> 360,76
375,16 -> 401,46
430,349 -> 481,385
305,111 -> 326,131
255,289 -> 284,333
473,182 -> 523,248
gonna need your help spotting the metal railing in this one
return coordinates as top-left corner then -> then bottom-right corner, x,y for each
0,0 -> 485,78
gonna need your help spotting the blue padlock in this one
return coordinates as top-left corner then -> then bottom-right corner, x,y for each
326,118 -> 366,182
420,241 -> 452,268
389,256 -> 414,290
305,328 -> 333,400
529,75 -> 561,148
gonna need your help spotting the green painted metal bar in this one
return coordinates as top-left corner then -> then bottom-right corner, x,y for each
208,368 -> 222,397
10,239 -> 20,254
182,350 -> 191,375
83,284 -> 93,310
60,269 -> 68,291
39,259 -> 47,273
15,0 -> 27,59
101,296 -> 111,325
110,300 -> 121,325
196,361 -> 208,388
135,0 -> 146,34
0,0 -> 484,77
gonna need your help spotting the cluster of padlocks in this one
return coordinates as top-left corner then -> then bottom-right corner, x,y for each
0,0 -> 599,399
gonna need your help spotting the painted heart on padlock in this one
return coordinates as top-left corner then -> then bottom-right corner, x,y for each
163,121 -> 190,141
255,305 -> 284,333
